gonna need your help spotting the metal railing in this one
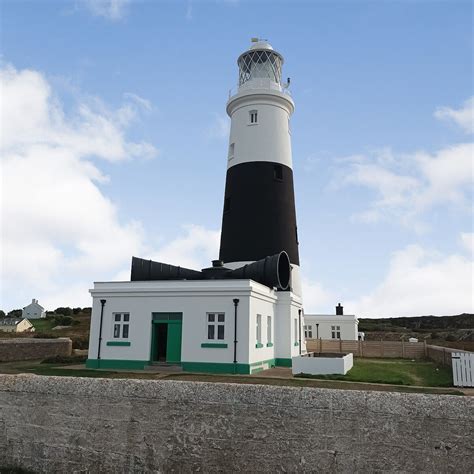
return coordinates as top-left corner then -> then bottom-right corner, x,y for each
228,79 -> 292,100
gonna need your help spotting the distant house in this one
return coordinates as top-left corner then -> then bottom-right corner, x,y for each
0,318 -> 34,333
304,304 -> 359,341
22,299 -> 46,319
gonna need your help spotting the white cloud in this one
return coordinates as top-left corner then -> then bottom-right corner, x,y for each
149,225 -> 220,271
339,142 -> 473,228
301,278 -> 334,313
0,64 -> 158,311
461,232 -> 474,257
347,239 -> 474,318
82,0 -> 130,21
435,96 -> 474,134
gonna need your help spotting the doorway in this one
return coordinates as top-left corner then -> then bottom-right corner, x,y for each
151,313 -> 182,364
154,323 -> 168,361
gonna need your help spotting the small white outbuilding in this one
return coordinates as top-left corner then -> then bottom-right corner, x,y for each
304,304 -> 359,341
22,299 -> 46,319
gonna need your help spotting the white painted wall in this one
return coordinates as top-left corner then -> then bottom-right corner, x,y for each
304,315 -> 359,341
292,353 -> 353,375
88,279 -> 303,368
226,90 -> 294,170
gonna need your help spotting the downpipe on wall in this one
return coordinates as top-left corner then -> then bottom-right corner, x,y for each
233,298 -> 239,373
97,299 -> 106,368
298,308 -> 302,355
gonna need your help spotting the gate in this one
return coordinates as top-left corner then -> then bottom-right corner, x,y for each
451,352 -> 474,387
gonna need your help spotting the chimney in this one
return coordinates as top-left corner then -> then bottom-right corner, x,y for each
336,303 -> 343,315
32,299 -> 36,304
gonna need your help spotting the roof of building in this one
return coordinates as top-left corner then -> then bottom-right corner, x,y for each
0,318 -> 22,326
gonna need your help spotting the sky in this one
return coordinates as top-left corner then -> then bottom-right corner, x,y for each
1,0 -> 473,317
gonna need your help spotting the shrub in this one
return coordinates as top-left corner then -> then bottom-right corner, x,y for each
54,307 -> 73,316
71,335 -> 89,350
53,315 -> 73,326
33,333 -> 59,339
72,307 -> 82,314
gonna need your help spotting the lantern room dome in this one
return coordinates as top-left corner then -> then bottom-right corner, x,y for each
249,40 -> 274,51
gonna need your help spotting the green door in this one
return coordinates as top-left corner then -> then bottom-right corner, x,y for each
151,313 -> 182,364
166,322 -> 182,364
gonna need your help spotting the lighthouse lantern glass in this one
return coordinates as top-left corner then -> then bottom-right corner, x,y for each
238,50 -> 282,86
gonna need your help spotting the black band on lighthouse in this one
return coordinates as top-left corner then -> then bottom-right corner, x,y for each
219,161 -> 300,265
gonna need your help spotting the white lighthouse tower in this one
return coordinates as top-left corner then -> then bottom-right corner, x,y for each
86,38 -> 305,374
219,38 -> 301,297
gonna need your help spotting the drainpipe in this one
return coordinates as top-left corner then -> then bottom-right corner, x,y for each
298,308 -> 302,355
97,299 -> 106,367
233,299 -> 239,372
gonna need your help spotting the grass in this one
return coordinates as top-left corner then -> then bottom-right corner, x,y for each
29,319 -> 56,331
0,358 -> 463,395
296,358 -> 453,387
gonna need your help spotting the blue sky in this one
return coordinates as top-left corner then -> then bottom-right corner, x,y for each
1,0 -> 473,316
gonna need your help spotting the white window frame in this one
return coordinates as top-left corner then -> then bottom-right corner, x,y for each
304,325 -> 312,339
267,316 -> 272,344
256,314 -> 262,344
207,312 -> 225,341
331,325 -> 341,339
249,109 -> 258,125
113,313 -> 130,339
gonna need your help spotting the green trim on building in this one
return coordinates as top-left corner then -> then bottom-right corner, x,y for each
85,359 -> 148,370
255,343 -> 264,348
106,341 -> 131,347
182,358 -> 276,375
152,312 -> 183,322
266,342 -> 274,347
294,342 -> 299,346
201,343 -> 228,348
275,358 -> 292,367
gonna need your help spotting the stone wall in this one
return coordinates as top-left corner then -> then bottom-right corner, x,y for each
0,338 -> 72,362
0,375 -> 472,473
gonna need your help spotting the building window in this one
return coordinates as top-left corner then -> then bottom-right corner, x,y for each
224,197 -> 231,212
294,319 -> 298,344
113,313 -> 130,339
267,316 -> 272,344
304,325 -> 312,339
273,164 -> 283,181
228,142 -> 235,159
256,314 -> 262,344
331,325 -> 341,339
249,110 -> 258,124
207,313 -> 225,340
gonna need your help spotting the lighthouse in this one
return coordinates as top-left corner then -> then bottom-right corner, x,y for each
219,39 -> 301,296
86,39 -> 305,374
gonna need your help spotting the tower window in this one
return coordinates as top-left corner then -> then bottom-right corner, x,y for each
249,110 -> 258,124
224,197 -> 231,212
228,142 -> 235,159
273,164 -> 283,181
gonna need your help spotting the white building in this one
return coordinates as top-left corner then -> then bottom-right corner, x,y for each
86,39 -> 306,373
304,304 -> 359,341
87,280 -> 303,372
0,318 -> 34,333
22,299 -> 46,319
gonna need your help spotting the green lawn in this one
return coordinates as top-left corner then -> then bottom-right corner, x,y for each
29,319 -> 56,331
297,358 -> 453,387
